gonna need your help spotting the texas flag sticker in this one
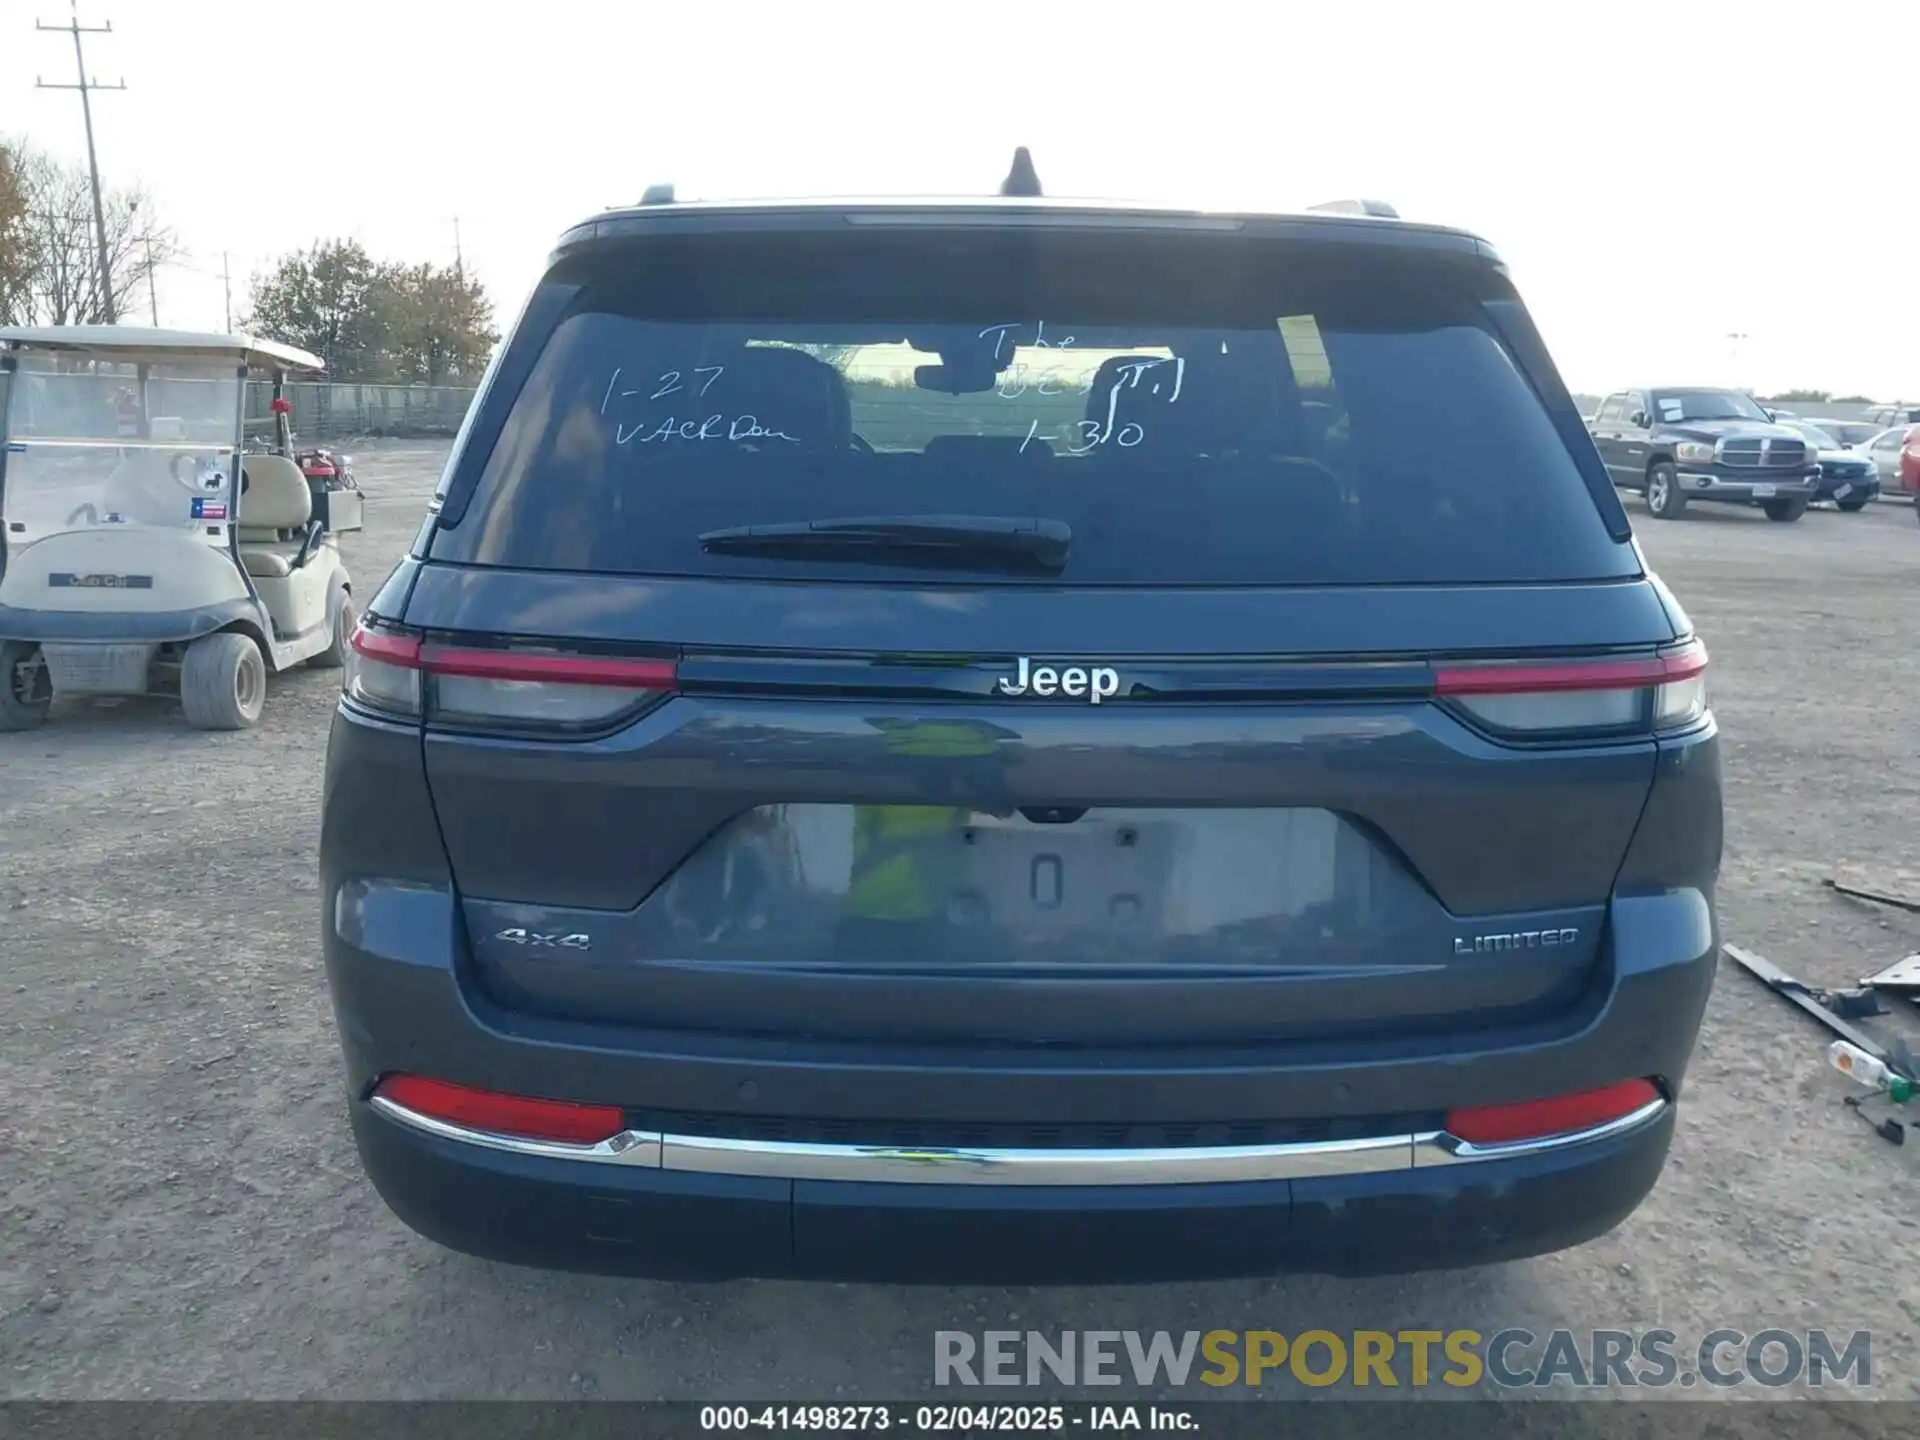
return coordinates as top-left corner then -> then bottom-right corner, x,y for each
190,498 -> 228,521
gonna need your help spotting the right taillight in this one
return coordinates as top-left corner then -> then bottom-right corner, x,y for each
344,623 -> 678,734
1435,638 -> 1708,737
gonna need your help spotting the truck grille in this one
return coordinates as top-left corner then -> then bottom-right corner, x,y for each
1720,438 -> 1807,469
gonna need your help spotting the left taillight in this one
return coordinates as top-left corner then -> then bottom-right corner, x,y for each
372,1074 -> 625,1144
1434,638 -> 1708,738
343,624 -> 677,733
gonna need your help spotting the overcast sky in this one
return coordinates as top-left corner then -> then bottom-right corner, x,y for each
3,0 -> 1915,398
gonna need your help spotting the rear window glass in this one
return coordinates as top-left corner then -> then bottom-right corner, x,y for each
434,229 -> 1632,586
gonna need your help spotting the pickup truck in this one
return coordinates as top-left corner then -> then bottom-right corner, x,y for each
1587,387 -> 1820,521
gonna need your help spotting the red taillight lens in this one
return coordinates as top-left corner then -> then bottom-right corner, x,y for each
1445,1078 -> 1662,1145
345,626 -> 423,716
1435,639 -> 1707,735
343,624 -> 677,732
373,1074 -> 625,1144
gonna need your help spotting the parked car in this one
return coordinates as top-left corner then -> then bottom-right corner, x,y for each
1862,404 -> 1920,430
1776,420 -> 1881,510
1587,387 -> 1820,520
1801,419 -> 1883,449
321,166 -> 1720,1284
1861,425 -> 1920,494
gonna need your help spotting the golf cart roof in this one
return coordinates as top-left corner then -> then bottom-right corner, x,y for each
0,326 -> 325,374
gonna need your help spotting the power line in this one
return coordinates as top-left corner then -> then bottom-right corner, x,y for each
34,0 -> 125,323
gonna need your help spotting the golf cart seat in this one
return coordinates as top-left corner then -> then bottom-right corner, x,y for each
238,455 -> 313,578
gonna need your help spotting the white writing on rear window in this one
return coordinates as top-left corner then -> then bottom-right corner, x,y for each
599,365 -> 800,447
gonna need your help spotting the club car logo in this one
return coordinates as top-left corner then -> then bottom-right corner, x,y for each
49,572 -> 153,590
996,657 -> 1123,704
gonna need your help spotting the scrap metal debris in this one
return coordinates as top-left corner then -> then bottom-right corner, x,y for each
1724,942 -> 1918,1144
1824,874 -> 1920,914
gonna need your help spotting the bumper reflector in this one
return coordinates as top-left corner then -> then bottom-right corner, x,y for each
1444,1079 -> 1662,1146
371,1074 -> 624,1145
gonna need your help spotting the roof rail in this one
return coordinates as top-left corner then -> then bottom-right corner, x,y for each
1306,198 -> 1399,219
639,183 -> 675,205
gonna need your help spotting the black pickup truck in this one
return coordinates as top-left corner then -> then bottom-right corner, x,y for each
1587,387 -> 1820,521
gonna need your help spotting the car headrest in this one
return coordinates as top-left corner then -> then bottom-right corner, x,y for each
716,346 -> 852,452
240,454 -> 313,530
1086,347 -> 1306,458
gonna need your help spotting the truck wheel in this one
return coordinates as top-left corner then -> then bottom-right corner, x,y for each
1645,461 -> 1686,519
308,591 -> 356,670
0,641 -> 52,731
1763,498 -> 1808,523
182,632 -> 267,730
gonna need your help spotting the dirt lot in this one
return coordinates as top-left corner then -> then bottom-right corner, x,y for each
3,442 -> 1918,1401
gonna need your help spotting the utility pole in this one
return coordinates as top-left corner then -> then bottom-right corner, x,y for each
35,1 -> 126,323
142,233 -> 158,324
220,252 -> 232,331
452,216 -> 464,276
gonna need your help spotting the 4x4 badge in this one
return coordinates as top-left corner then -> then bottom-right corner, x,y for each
494,928 -> 591,951
996,657 -> 1122,704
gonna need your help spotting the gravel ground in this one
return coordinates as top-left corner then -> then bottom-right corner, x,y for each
2,443 -> 1917,1402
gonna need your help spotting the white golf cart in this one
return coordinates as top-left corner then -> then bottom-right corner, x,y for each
0,326 -> 359,731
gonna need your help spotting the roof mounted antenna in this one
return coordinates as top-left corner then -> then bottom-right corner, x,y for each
639,183 -> 675,205
1000,147 -> 1042,198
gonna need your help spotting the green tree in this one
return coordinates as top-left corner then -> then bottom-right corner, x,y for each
0,142 -> 30,324
246,242 -> 496,382
1766,388 -> 1830,404
244,239 -> 386,377
374,261 -> 497,385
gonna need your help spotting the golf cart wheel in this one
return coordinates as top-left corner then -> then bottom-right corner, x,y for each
1836,499 -> 1869,513
308,592 -> 357,670
182,632 -> 267,731
1763,498 -> 1808,523
1644,461 -> 1686,519
0,640 -> 53,732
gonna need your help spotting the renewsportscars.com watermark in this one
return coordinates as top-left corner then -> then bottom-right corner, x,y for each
934,1329 -> 1873,1390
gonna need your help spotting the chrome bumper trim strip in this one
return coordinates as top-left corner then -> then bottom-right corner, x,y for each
370,1096 -> 1668,1186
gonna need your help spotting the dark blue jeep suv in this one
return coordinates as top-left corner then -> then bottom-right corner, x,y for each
320,184 -> 1721,1283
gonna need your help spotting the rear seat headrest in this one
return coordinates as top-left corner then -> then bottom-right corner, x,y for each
1086,347 -> 1307,457
713,346 -> 852,452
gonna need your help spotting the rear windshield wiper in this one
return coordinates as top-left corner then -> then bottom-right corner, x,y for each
699,515 -> 1071,570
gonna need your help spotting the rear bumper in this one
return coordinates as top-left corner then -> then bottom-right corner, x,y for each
349,1092 -> 1675,1282
325,872 -> 1713,1280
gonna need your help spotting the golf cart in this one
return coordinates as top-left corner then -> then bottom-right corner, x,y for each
0,326 -> 358,731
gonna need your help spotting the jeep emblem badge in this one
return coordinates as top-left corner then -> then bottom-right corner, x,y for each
996,657 -> 1122,704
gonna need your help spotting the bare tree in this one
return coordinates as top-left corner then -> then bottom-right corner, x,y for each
0,138 -> 180,326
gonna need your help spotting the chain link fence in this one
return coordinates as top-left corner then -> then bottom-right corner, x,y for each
245,383 -> 478,440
